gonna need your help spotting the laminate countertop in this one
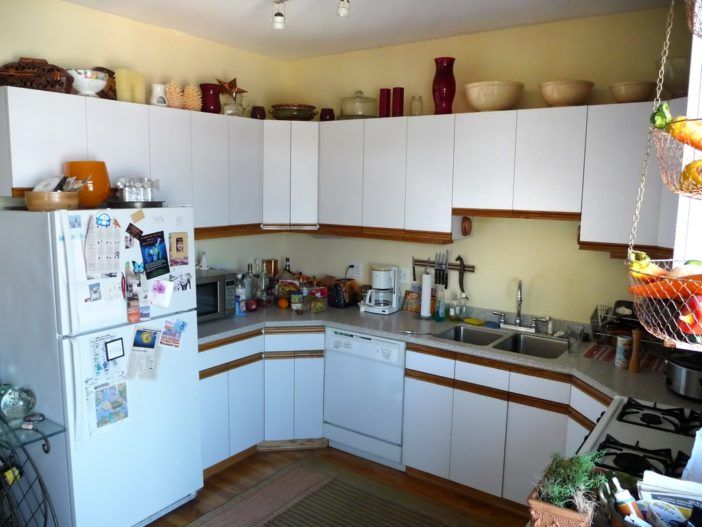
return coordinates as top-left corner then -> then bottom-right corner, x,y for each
198,307 -> 693,408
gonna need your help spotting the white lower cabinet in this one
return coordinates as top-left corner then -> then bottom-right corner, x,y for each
294,356 -> 324,439
402,377 -> 453,478
228,360 -> 264,455
565,418 -> 589,457
264,358 -> 295,441
450,388 -> 508,497
198,372 -> 230,470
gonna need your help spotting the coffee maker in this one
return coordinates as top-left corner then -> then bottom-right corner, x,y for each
360,265 -> 401,315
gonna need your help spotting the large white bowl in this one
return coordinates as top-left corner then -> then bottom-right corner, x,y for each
609,81 -> 655,103
539,80 -> 594,107
67,69 -> 108,97
464,81 -> 524,111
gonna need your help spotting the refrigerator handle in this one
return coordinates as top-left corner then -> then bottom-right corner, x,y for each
58,210 -> 78,335
66,337 -> 84,445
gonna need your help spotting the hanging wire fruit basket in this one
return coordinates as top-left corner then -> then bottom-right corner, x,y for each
685,0 -> 702,37
652,125 -> 702,198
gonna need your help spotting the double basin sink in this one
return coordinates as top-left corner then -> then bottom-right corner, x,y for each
434,325 -> 568,359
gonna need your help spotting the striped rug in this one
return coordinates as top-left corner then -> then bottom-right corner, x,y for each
190,457 -> 480,527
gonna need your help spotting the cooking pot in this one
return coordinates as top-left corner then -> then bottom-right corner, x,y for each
666,351 -> 702,400
340,90 -> 376,118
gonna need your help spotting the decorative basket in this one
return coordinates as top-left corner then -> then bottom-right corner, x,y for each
628,259 -> 702,350
0,57 -> 73,94
652,127 -> 702,199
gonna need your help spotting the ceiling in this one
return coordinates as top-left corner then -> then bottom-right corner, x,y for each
64,0 -> 669,60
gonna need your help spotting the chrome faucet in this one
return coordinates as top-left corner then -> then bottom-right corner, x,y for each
515,280 -> 523,327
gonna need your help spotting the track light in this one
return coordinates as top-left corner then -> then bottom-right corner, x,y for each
337,0 -> 350,17
273,0 -> 286,29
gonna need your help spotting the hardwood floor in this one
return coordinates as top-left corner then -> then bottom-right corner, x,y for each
150,448 -> 529,527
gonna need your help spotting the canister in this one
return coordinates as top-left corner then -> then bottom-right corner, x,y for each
615,335 -> 632,369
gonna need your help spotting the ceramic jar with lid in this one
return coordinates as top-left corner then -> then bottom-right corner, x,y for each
340,90 -> 377,118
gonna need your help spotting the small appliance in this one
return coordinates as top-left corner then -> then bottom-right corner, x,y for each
195,269 -> 237,322
328,278 -> 361,308
360,265 -> 401,315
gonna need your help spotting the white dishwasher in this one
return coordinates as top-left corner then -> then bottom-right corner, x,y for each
323,328 -> 406,470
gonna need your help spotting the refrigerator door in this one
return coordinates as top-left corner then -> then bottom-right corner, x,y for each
60,310 -> 202,527
53,207 -> 196,337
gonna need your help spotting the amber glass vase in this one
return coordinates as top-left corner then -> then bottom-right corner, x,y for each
64,161 -> 110,208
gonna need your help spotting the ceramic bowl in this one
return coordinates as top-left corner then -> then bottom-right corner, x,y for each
270,104 -> 317,121
67,69 -> 108,97
464,81 -> 524,111
25,191 -> 79,211
609,81 -> 655,103
663,56 -> 690,97
539,80 -> 594,107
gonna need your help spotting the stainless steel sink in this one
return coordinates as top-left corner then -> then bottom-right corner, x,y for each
492,333 -> 567,359
434,326 -> 505,346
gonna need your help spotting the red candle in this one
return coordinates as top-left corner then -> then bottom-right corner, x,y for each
379,88 -> 391,117
392,87 -> 404,117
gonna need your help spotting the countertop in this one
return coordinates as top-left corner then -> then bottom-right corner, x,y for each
198,307 -> 693,408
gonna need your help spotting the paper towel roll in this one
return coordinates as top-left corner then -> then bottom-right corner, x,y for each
420,273 -> 432,319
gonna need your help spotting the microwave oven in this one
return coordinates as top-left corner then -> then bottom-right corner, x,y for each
195,269 -> 237,322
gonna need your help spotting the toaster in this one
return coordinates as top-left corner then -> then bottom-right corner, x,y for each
328,279 -> 361,308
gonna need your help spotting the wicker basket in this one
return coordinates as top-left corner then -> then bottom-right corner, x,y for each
652,128 -> 702,199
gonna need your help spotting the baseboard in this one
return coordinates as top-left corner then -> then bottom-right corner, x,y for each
203,445 -> 258,478
257,438 -> 329,451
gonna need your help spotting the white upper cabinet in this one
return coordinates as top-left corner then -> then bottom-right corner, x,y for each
318,120 -> 364,226
363,117 -> 407,229
453,110 -> 517,211
229,117 -> 263,226
405,115 -> 454,233
148,105 -> 192,206
85,97 -> 150,182
513,106 -> 587,213
290,121 -> 319,226
262,120 -> 291,226
192,112 -> 229,228
0,87 -> 87,194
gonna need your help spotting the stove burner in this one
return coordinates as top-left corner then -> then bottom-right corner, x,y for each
596,434 -> 674,478
617,397 -> 685,435
613,452 -> 652,474
640,412 -> 663,426
685,410 -> 702,437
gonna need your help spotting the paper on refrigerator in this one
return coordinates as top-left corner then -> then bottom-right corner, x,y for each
84,333 -> 129,433
84,212 -> 122,278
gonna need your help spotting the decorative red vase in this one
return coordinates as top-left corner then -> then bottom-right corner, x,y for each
379,88 -> 391,118
199,83 -> 221,114
432,57 -> 456,114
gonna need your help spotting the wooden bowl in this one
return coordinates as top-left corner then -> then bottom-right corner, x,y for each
539,80 -> 594,107
25,191 -> 79,211
464,81 -> 524,111
610,81 -> 655,103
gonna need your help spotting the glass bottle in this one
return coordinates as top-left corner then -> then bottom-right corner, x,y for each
448,292 -> 459,321
410,95 -> 423,116
243,263 -> 254,300
457,293 -> 469,320
433,285 -> 446,322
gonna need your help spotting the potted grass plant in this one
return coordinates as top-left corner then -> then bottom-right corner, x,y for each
528,451 -> 607,527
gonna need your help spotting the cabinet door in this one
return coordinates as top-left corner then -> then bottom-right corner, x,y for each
262,120 -> 291,226
192,112 -> 229,228
264,358 -> 294,441
199,372 -> 229,470
502,402 -> 568,504
228,360 -> 264,455
402,377 -> 453,478
453,111 -> 517,211
565,418 -> 589,457
85,97 -> 150,182
405,115 -> 454,232
363,117 -> 407,229
450,388 -> 508,497
149,106 -> 192,206
513,106 -> 587,213
0,87 -> 87,194
229,117 -> 262,225
294,356 -> 324,439
319,120 -> 364,226
290,122 -> 319,226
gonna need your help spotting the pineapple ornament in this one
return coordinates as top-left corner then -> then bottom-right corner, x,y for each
183,85 -> 202,111
165,81 -> 184,109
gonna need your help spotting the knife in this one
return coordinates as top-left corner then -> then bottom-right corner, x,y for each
456,255 -> 465,294
412,257 -> 416,282
434,252 -> 439,285
445,250 -> 449,287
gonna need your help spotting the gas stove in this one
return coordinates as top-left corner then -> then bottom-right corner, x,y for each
580,397 -> 697,480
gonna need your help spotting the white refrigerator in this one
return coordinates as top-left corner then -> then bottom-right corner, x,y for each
0,206 -> 202,527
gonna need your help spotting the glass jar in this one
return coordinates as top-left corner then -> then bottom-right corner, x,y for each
410,95 -> 423,116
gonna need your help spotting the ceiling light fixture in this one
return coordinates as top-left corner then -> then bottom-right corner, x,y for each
337,0 -> 350,18
273,0 -> 286,29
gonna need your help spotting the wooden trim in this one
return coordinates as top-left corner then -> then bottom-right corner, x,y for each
569,407 -> 596,432
405,369 -> 454,389
454,353 -> 512,372
406,343 -> 457,361
257,438 -> 328,451
405,466 -> 529,518
403,229 -> 453,244
452,208 -> 580,221
316,224 -> 452,245
199,353 -> 263,379
198,329 -> 263,352
508,363 -> 572,384
570,376 -> 613,406
11,187 -> 32,198
454,379 -> 509,401
263,351 -> 296,359
293,350 -> 325,359
194,224 -> 266,239
509,393 -> 570,416
578,240 -> 673,259
203,445 -> 258,479
264,326 -> 325,335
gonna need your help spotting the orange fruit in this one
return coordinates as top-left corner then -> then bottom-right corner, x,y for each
277,298 -> 289,309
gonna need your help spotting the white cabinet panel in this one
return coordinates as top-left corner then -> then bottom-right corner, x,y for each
262,120 -> 291,226
0,87 -> 87,194
85,97 -> 149,182
149,106 -> 192,206
199,373 -> 229,470
228,360 -> 264,455
229,117 -> 263,225
405,115 -> 454,232
290,122 -> 319,226
264,358 -> 294,441
294,357 -> 324,439
509,372 -> 570,404
565,418 -> 589,457
198,334 -> 263,371
319,120 -> 364,226
502,402 -> 568,504
450,389 -> 507,497
363,117 -> 407,229
264,332 -> 324,352
514,106 -> 586,213
405,350 -> 455,378
569,386 -> 607,424
402,377 -> 453,478
454,360 -> 509,391
453,111 -> 517,211
192,112 -> 229,228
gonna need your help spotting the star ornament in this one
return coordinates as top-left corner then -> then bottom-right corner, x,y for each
216,77 -> 248,98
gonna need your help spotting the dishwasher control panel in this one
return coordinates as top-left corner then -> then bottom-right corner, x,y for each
326,328 -> 405,366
